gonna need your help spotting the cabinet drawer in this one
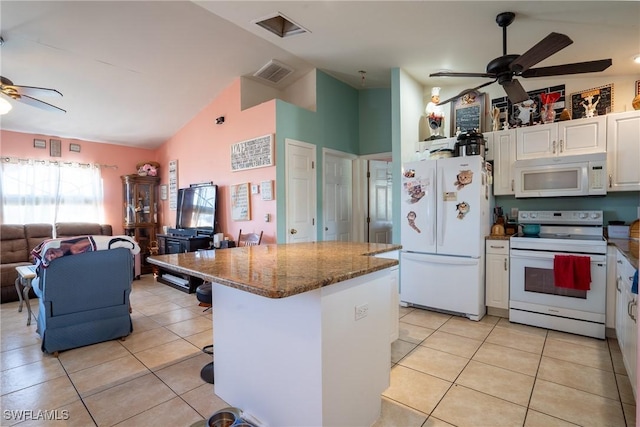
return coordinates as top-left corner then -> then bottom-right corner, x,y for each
486,240 -> 509,255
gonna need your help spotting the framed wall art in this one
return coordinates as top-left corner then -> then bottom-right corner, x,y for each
230,183 -> 251,221
635,80 -> 640,96
168,159 -> 178,210
33,139 -> 46,149
491,84 -> 566,128
69,143 -> 81,153
451,91 -> 484,134
231,134 -> 274,171
570,84 -> 613,119
49,139 -> 61,157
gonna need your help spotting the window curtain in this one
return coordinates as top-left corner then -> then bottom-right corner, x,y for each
0,159 -> 104,224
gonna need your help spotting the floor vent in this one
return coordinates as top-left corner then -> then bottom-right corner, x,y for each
253,60 -> 294,85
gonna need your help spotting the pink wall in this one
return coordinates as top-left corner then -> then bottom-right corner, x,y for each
0,130 -> 157,234
1,78 -> 277,243
155,78 -> 277,243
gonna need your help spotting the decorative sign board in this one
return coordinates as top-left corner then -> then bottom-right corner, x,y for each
451,91 -> 484,134
261,180 -> 274,201
231,134 -> 274,171
230,183 -> 251,221
169,159 -> 178,210
570,84 -> 613,119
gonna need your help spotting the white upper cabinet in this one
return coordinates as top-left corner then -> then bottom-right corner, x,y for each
607,110 -> 640,192
516,116 -> 606,160
490,129 -> 516,196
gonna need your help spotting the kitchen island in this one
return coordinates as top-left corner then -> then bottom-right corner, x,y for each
147,241 -> 401,427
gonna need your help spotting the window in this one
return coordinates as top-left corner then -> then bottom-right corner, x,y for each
0,159 -> 104,224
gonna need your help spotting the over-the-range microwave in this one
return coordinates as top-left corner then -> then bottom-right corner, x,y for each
513,153 -> 606,198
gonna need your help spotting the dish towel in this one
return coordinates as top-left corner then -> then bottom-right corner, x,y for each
553,255 -> 591,290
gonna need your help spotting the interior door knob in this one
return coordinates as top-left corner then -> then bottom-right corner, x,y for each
290,228 -> 297,234
325,227 -> 328,231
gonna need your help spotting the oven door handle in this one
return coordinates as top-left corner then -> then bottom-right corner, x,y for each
510,250 -> 606,263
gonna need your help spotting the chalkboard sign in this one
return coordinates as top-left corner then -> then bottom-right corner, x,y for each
570,84 -> 613,119
451,91 -> 484,134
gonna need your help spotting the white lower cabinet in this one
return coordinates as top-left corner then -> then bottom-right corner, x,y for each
615,249 -> 637,399
485,239 -> 509,313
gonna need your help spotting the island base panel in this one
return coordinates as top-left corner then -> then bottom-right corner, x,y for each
212,268 -> 392,426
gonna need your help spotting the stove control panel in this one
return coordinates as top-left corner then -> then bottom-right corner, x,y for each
518,210 -> 603,226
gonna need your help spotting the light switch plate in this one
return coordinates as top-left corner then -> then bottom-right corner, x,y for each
251,184 -> 259,194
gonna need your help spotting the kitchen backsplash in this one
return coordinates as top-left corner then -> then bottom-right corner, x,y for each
495,191 -> 640,225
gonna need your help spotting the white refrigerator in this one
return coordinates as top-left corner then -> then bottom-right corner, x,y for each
400,155 -> 490,320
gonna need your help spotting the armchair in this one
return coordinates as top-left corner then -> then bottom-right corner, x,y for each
32,247 -> 134,354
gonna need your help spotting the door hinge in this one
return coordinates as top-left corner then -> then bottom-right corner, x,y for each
366,217 -> 370,223
312,161 -> 315,169
366,171 -> 370,178
312,218 -> 315,226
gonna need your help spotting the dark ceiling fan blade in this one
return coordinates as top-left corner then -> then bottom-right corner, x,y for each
502,79 -> 529,104
12,84 -> 62,98
436,79 -> 498,106
521,59 -> 612,78
430,71 -> 495,78
18,94 -> 66,113
509,32 -> 573,73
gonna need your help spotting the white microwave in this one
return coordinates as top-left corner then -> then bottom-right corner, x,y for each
513,153 -> 607,198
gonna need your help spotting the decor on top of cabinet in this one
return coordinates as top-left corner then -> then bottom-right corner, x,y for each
569,84 -> 613,119
540,92 -> 561,124
491,84 -> 565,129
425,87 -> 445,139
451,90 -> 484,135
136,161 -> 159,176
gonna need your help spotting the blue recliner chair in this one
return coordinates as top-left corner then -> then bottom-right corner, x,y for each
32,247 -> 134,354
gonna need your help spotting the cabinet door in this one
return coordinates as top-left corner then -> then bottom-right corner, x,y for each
516,123 -> 558,160
485,253 -> 509,309
607,110 -> 640,192
559,116 -> 606,156
484,132 -> 494,161
492,129 -> 516,195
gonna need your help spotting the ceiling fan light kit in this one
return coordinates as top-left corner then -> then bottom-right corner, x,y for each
0,76 -> 66,113
430,12 -> 612,106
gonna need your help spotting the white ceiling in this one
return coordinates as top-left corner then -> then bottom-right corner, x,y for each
1,1 -> 638,149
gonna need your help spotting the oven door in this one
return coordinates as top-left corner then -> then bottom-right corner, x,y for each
510,249 -> 606,314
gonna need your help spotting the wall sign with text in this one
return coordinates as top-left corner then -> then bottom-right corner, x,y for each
231,134 -> 274,171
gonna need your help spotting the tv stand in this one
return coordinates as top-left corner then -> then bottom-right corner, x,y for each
156,233 -> 211,293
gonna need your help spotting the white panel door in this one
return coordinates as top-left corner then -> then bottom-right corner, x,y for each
323,152 -> 353,242
368,160 -> 392,244
286,139 -> 316,243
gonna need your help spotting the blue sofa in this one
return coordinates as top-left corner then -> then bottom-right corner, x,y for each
32,247 -> 134,354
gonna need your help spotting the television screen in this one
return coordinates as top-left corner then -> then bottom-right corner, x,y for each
175,185 -> 218,233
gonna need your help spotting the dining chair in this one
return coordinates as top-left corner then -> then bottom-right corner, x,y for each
237,230 -> 263,247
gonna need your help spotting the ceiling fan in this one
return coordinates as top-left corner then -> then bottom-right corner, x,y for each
430,12 -> 612,106
0,76 -> 66,113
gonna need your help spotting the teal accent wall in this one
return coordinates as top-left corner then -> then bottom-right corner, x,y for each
495,192 -> 640,225
359,88 -> 392,155
390,68 -> 402,244
275,71 -> 362,243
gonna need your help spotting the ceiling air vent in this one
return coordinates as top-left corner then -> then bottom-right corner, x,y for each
254,12 -> 309,38
253,60 -> 294,85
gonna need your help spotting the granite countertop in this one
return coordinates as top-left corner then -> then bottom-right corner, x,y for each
147,241 -> 401,299
608,238 -> 639,269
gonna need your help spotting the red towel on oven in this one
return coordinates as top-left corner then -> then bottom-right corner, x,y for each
554,255 -> 591,290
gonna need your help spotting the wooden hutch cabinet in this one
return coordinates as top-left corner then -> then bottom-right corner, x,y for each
121,174 -> 160,274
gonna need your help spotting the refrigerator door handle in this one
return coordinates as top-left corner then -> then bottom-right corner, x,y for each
428,166 -> 436,246
402,252 -> 479,266
437,166 -> 445,247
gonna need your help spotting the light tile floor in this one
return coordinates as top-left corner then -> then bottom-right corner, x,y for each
0,275 -> 636,426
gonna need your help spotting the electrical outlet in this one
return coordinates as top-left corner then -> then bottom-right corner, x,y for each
355,303 -> 369,320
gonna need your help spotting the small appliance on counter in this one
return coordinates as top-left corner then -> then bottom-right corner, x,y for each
454,129 -> 486,158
